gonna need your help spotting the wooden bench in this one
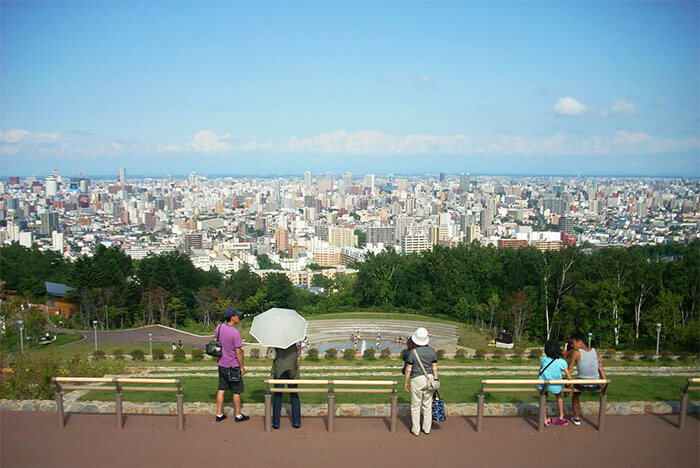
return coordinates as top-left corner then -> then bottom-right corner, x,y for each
53,377 -> 184,430
477,378 -> 610,432
678,377 -> 699,429
264,379 -> 398,432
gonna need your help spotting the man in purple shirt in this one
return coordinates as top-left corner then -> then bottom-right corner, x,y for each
215,307 -> 249,422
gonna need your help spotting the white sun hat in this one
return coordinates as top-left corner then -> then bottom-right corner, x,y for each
411,327 -> 430,346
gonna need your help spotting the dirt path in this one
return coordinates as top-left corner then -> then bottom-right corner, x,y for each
2,412 -> 698,467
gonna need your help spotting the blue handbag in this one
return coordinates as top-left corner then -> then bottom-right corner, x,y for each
432,390 -> 446,422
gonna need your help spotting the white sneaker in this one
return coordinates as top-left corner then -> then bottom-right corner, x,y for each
570,417 -> 581,426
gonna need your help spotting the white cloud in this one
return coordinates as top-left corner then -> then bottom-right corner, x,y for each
158,130 -> 274,153
552,96 -> 587,116
609,99 -> 637,115
0,129 -> 60,155
415,74 -> 431,84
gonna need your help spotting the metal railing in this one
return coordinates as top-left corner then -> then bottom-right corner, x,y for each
264,379 -> 398,432
53,377 -> 184,430
477,378 -> 611,432
678,377 -> 699,429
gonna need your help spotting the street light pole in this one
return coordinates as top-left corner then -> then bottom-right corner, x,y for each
18,320 -> 24,355
656,323 -> 662,355
93,320 -> 99,351
105,306 -> 109,331
148,333 -> 153,356
588,332 -> 593,348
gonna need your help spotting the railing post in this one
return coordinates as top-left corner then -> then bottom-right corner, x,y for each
598,386 -> 608,432
56,390 -> 65,428
679,390 -> 688,429
390,393 -> 398,433
538,390 -> 547,432
328,394 -> 335,433
264,392 -> 272,432
177,391 -> 184,431
115,391 -> 123,429
476,393 -> 484,432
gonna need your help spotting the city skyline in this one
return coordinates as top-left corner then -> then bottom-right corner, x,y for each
1,2 -> 699,177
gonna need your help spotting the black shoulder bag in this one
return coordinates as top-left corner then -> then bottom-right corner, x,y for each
205,324 -> 223,357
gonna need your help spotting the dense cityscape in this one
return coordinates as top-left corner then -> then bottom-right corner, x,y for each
1,170 -> 698,288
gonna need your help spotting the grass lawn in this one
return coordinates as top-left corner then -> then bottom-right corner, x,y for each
0,332 -> 83,354
77,375 -> 691,405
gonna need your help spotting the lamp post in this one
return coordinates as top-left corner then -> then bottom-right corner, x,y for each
18,320 -> 24,355
656,323 -> 662,355
148,333 -> 153,356
105,306 -> 109,331
93,320 -> 99,351
587,332 -> 593,348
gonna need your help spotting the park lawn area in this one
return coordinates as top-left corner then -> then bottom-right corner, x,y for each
0,332 -> 83,354
78,375 -> 691,405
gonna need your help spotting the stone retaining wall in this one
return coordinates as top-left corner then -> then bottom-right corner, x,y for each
2,399 -> 697,417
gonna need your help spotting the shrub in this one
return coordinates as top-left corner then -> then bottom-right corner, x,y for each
130,349 -> 145,361
324,348 -> 338,359
511,347 -> 525,358
680,351 -> 693,361
343,348 -> 356,360
307,348 -> 320,359
191,348 -> 204,360
112,349 -> 124,360
660,349 -> 674,361
436,349 -> 446,359
92,350 -> 106,360
493,348 -> 506,359
642,349 -> 656,360
363,348 -> 376,359
472,348 -> 486,359
249,348 -> 261,359
603,349 -> 617,359
152,348 -> 165,360
380,348 -> 392,359
172,349 -> 186,360
528,348 -> 543,359
623,349 -> 636,361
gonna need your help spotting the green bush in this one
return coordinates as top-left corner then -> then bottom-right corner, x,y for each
130,349 -> 145,361
511,347 -> 525,358
324,348 -> 338,359
660,349 -> 675,361
112,349 -> 124,360
172,349 -> 186,360
380,348 -> 392,359
152,348 -> 165,360
493,348 -> 506,359
528,348 -> 543,359
680,351 -> 693,361
343,348 -> 356,360
363,348 -> 376,359
623,349 -> 636,361
92,350 -> 106,360
306,348 -> 320,359
436,349 -> 446,359
603,349 -> 617,359
472,348 -> 485,359
642,349 -> 656,360
191,348 -> 204,360
249,348 -> 261,359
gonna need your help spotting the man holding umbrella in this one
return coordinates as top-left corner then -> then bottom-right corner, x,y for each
215,307 -> 249,423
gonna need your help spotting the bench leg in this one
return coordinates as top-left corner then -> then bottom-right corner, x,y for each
56,392 -> 64,428
177,393 -> 184,431
476,394 -> 484,432
390,395 -> 397,433
597,394 -> 607,432
328,395 -> 335,433
679,393 -> 688,429
116,392 -> 123,429
538,393 -> 547,432
264,394 -> 272,432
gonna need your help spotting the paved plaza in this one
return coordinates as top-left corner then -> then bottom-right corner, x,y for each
2,411 -> 698,467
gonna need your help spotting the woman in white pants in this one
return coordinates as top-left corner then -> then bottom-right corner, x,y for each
403,327 -> 439,436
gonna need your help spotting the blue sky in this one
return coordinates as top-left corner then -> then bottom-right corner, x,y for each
1,1 -> 698,177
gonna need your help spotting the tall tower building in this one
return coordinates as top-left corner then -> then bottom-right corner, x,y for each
364,174 -> 375,195
274,227 -> 290,253
342,173 -> 353,193
119,168 -> 126,185
184,233 -> 203,254
459,173 -> 470,190
304,171 -> 313,189
40,211 -> 59,236
45,176 -> 58,197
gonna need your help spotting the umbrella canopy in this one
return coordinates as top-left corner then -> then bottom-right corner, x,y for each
250,308 -> 307,349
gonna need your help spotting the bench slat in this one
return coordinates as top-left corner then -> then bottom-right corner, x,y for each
265,379 -> 395,386
482,379 -> 609,386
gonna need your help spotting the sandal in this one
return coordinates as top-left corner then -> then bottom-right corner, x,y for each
553,418 -> 569,426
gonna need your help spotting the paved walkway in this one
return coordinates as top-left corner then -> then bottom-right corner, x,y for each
2,412 -> 697,467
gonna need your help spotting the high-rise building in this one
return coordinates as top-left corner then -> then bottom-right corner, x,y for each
45,176 -> 58,197
51,231 -> 64,251
479,209 -> 493,228
274,227 -> 290,253
119,168 -> 126,185
328,227 -> 358,247
366,226 -> 394,246
439,172 -> 446,182
342,173 -> 353,193
459,173 -> 470,190
364,174 -> 375,194
304,171 -> 313,189
19,231 -> 33,248
401,232 -> 431,253
464,225 -> 480,244
40,211 -> 59,236
184,233 -> 203,254
558,216 -> 574,234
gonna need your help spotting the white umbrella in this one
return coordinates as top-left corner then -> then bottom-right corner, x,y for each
250,307 -> 307,349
